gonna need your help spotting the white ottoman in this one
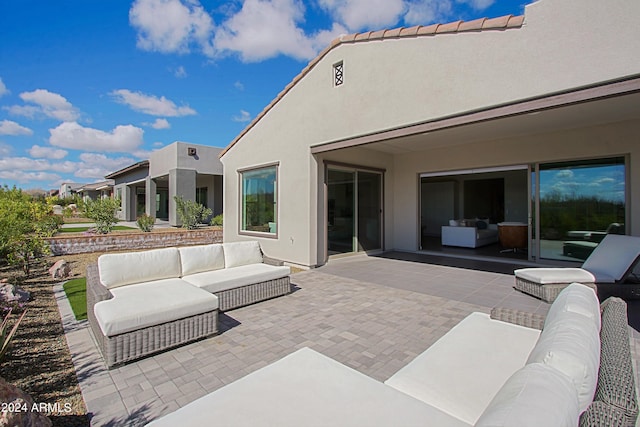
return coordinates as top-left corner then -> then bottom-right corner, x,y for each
514,268 -> 597,302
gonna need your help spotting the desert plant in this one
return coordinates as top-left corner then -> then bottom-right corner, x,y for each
136,214 -> 155,232
174,196 -> 212,230
83,197 -> 121,233
210,214 -> 223,226
0,308 -> 27,362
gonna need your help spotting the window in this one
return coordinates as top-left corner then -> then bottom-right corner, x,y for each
240,165 -> 278,234
535,157 -> 626,261
333,61 -> 344,86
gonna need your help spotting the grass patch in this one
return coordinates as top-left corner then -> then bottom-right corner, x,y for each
59,225 -> 136,233
63,278 -> 87,321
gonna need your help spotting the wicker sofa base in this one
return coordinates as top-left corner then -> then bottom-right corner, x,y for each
514,276 -> 597,303
215,276 -> 291,311
89,310 -> 219,369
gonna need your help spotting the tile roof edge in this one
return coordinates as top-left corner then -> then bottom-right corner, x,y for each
219,14 -> 524,159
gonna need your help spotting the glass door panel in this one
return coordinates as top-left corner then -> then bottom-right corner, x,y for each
327,169 -> 355,254
537,158 -> 625,261
357,171 -> 382,251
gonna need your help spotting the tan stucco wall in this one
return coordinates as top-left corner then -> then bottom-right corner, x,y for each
221,0 -> 640,267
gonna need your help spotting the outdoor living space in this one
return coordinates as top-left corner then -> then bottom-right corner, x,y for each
57,252 -> 640,426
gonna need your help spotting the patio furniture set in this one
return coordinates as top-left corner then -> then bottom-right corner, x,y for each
84,234 -> 640,425
147,283 -> 637,426
86,240 -> 291,368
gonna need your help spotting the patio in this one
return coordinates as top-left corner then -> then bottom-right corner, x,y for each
55,253 -> 640,426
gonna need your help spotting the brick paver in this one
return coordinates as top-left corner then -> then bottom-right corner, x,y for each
54,254 -> 640,426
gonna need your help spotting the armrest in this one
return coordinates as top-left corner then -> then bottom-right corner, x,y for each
490,307 -> 545,330
86,263 -> 113,309
579,401 -> 628,427
263,256 -> 284,266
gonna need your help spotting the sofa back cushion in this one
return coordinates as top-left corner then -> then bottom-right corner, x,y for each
179,244 -> 225,276
526,313 -> 600,412
223,241 -> 263,268
98,247 -> 181,289
475,363 -> 580,427
544,283 -> 601,331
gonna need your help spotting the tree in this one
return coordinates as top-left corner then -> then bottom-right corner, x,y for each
83,197 -> 121,234
0,186 -> 60,276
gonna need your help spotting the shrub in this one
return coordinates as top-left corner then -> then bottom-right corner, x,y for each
83,197 -> 121,234
0,308 -> 27,362
0,186 -> 58,275
174,196 -> 212,230
136,214 -> 155,232
210,214 -> 223,226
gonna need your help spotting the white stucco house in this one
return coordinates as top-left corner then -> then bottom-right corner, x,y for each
107,142 -> 223,226
220,0 -> 640,268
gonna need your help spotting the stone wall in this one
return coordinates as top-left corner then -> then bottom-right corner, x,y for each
47,228 -> 223,255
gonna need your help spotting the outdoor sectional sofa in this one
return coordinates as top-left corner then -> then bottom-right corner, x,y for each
148,284 -> 638,427
87,241 -> 291,368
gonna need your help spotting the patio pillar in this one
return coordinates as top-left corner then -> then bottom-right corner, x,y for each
169,168 -> 196,227
145,177 -> 156,218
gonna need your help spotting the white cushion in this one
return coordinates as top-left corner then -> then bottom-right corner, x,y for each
98,247 -> 181,289
147,347 -> 470,427
582,234 -> 640,283
178,244 -> 225,276
385,312 -> 540,425
514,268 -> 595,284
475,363 -> 580,427
223,241 -> 263,268
526,312 -> 600,412
544,283 -> 601,331
183,263 -> 290,294
93,278 -> 218,336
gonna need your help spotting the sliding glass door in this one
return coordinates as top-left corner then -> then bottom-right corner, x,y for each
327,167 -> 382,256
534,157 -> 626,262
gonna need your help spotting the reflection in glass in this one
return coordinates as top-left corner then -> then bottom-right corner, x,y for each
538,158 -> 625,261
241,166 -> 277,233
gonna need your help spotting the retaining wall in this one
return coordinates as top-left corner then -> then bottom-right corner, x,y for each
48,227 -> 223,255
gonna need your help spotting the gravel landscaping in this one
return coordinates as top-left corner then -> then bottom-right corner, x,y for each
1,252 -> 99,427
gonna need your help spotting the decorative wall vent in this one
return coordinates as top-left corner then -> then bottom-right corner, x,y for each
333,61 -> 344,87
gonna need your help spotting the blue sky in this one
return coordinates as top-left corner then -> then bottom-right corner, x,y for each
0,0 -> 533,192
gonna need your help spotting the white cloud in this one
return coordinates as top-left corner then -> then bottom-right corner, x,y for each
234,81 -> 245,91
0,120 -> 33,136
111,89 -> 197,117
404,0 -> 454,25
318,0 -> 405,31
232,110 -> 252,123
128,0 -> 497,63
0,170 -> 61,184
0,78 -> 8,97
76,153 -> 137,179
214,0 -> 343,62
150,118 -> 171,129
0,143 -> 11,156
18,89 -> 80,122
129,0 -> 215,56
49,121 -> 145,152
29,145 -> 68,160
0,156 -> 55,172
457,0 -> 495,11
174,65 -> 188,78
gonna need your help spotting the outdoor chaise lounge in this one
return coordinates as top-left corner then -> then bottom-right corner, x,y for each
147,284 -> 638,427
514,234 -> 640,302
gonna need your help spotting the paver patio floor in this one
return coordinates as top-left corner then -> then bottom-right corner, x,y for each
55,253 -> 639,426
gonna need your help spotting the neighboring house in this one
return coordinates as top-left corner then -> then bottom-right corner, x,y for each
58,182 -> 87,199
106,142 -> 223,226
77,180 -> 114,202
220,0 -> 640,268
